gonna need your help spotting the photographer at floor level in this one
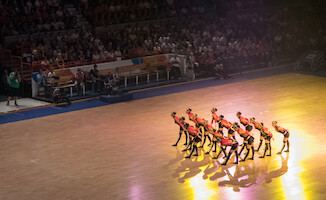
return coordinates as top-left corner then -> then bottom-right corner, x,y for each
7,68 -> 21,106
53,88 -> 71,105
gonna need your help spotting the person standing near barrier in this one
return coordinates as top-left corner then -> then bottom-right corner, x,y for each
169,54 -> 181,79
89,64 -> 100,92
47,67 -> 57,87
7,68 -> 21,106
74,68 -> 84,96
36,68 -> 50,97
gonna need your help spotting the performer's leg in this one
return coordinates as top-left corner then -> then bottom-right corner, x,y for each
267,143 -> 272,156
277,141 -> 286,154
185,144 -> 195,158
194,145 -> 199,156
250,146 -> 255,160
259,143 -> 268,158
234,150 -> 239,164
187,140 -> 193,150
199,135 -> 207,148
255,139 -> 263,151
221,147 -> 227,157
222,151 -> 232,165
238,145 -> 245,156
173,131 -> 182,146
240,146 -> 250,162
182,139 -> 193,151
184,131 -> 188,145
285,140 -> 290,152
213,146 -> 223,159
207,135 -> 212,146
213,141 -> 217,152
205,141 -> 215,154
198,127 -> 203,136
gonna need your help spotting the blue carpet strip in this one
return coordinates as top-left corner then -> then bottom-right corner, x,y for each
0,66 -> 296,125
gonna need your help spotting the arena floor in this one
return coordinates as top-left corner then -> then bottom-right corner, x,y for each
0,73 -> 325,200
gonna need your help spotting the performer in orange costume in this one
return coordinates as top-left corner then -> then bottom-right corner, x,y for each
211,107 -> 218,128
250,117 -> 264,152
233,122 -> 255,161
171,112 -> 188,146
259,123 -> 273,158
272,121 -> 290,154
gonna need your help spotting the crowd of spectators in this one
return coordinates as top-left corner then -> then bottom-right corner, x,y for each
97,1 -> 326,73
0,0 -> 77,36
99,16 -> 272,73
1,0 -> 326,76
12,27 -> 122,65
74,0 -> 209,26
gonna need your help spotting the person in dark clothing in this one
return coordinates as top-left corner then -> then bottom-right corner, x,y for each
104,73 -> 119,96
89,64 -> 100,92
214,64 -> 229,79
53,88 -> 71,105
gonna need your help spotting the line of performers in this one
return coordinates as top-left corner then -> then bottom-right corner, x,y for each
171,108 -> 290,165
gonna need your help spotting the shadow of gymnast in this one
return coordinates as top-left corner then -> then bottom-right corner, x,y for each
163,147 -> 187,168
202,159 -> 223,180
217,161 -> 259,192
264,154 -> 289,184
173,151 -> 212,183
170,147 -> 289,190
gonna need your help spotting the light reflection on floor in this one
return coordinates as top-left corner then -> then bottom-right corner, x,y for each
171,74 -> 326,200
172,127 -> 319,200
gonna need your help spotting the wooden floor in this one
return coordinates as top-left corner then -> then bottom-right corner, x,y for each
1,73 -> 326,200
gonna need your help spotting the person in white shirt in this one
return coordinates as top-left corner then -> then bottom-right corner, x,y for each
107,50 -> 115,60
153,42 -> 161,54
47,67 -> 56,85
169,54 -> 181,79
114,46 -> 122,61
92,51 -> 100,61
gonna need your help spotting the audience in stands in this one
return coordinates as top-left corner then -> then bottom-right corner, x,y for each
1,0 -> 325,77
73,0 -> 208,26
0,0 -> 76,36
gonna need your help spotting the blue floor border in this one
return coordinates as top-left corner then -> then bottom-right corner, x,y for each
0,64 -> 300,125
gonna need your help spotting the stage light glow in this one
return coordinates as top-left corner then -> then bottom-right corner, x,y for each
273,89 -> 323,200
188,172 -> 216,200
